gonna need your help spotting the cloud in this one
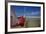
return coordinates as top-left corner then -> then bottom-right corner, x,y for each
25,11 -> 40,16
31,11 -> 40,15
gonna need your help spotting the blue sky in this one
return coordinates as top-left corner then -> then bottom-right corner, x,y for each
11,5 -> 41,16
